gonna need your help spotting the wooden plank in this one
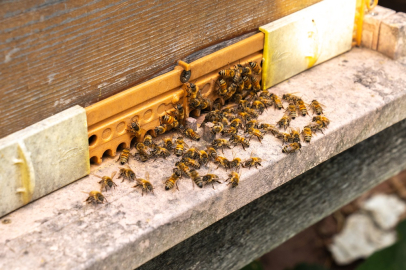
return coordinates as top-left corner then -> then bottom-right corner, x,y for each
0,0 -> 322,138
138,119 -> 406,270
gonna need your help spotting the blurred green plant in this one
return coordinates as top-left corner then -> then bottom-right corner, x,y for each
288,263 -> 329,270
241,260 -> 264,270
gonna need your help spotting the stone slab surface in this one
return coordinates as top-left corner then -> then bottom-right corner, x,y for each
378,12 -> 406,59
362,6 -> 396,50
0,105 -> 89,217
1,48 -> 406,269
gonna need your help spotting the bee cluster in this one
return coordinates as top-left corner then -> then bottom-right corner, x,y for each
85,61 -> 330,204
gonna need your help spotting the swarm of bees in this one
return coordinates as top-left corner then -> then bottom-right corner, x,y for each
85,60 -> 331,204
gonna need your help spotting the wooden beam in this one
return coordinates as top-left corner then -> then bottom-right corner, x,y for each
138,119 -> 406,270
0,0 -> 322,138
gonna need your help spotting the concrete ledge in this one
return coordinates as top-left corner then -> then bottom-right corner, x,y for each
1,48 -> 406,269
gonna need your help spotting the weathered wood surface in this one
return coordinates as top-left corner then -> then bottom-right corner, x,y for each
0,0 -> 321,138
139,119 -> 406,270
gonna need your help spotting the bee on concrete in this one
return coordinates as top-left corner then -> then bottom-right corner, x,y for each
214,156 -> 230,170
247,128 -> 264,142
207,147 -> 218,160
251,77 -> 261,92
116,148 -> 131,165
173,166 -> 182,178
183,82 -> 199,99
225,83 -> 237,98
259,90 -> 271,98
230,118 -> 244,130
184,147 -> 200,160
181,157 -> 201,169
175,161 -> 191,178
270,93 -> 284,110
276,132 -> 292,145
296,99 -> 309,116
127,116 -> 142,137
134,172 -> 154,195
143,135 -> 153,147
256,97 -> 273,108
251,100 -> 265,114
258,123 -> 279,136
136,142 -> 150,162
117,166 -> 136,182
164,172 -> 180,191
233,63 -> 244,74
217,79 -> 228,96
243,76 -> 252,90
229,134 -> 250,150
85,191 -> 108,204
220,116 -> 231,127
189,97 -> 201,109
222,107 -> 236,114
290,128 -> 301,143
202,173 -> 222,189
199,150 -> 209,165
211,121 -> 224,134
150,145 -> 171,159
282,93 -> 301,104
237,111 -> 252,123
189,169 -> 204,188
199,97 -> 212,110
219,69 -> 235,78
174,136 -> 188,156
238,99 -> 250,111
160,113 -> 179,127
155,124 -> 170,135
221,126 -> 238,136
245,119 -> 259,131
282,142 -> 302,154
184,128 -> 200,141
309,120 -> 325,134
312,115 -> 330,128
249,61 -> 261,74
277,115 -> 291,130
302,125 -> 313,143
95,171 -> 117,192
285,102 -> 297,119
163,136 -> 174,150
310,100 -> 324,115
243,107 -> 259,118
226,171 -> 240,188
242,66 -> 252,76
243,153 -> 263,169
232,93 -> 243,103
229,151 -> 242,170
212,138 -> 231,153
222,111 -> 235,121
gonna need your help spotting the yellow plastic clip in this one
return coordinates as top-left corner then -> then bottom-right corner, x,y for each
353,0 -> 379,47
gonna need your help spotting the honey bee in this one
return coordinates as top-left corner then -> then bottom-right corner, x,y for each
116,148 -> 131,165
309,120 -> 325,134
143,135 -> 153,147
219,69 -> 235,78
236,78 -> 244,92
277,115 -> 291,130
202,173 -> 222,189
230,118 -> 244,130
282,93 -> 301,104
175,161 -> 191,177
222,107 -> 236,114
232,93 -> 243,103
95,171 -> 117,192
117,166 -> 136,182
207,147 -> 218,160
312,115 -> 330,127
136,142 -> 150,162
150,145 -> 171,159
270,93 -> 284,110
164,172 -> 180,191
247,128 -> 264,142
282,142 -> 302,154
134,172 -> 154,195
155,124 -> 170,135
184,128 -> 201,141
233,69 -> 242,84
243,76 -> 252,90
229,151 -> 242,170
258,123 -> 279,136
251,100 -> 265,114
184,147 -> 200,160
84,191 -> 108,204
189,97 -> 201,109
183,82 -> 199,99
163,136 -> 174,150
217,79 -> 228,96
302,126 -> 313,143
127,116 -> 141,137
199,98 -> 212,110
251,77 -> 261,92
174,136 -> 188,156
249,61 -> 261,74
259,90 -> 271,98
238,100 -> 250,111
226,171 -> 240,188
214,156 -> 230,170
211,122 -> 224,134
229,134 -> 250,150
310,100 -> 324,115
181,157 -> 201,169
173,102 -> 185,123
233,63 -> 244,74
257,97 -> 273,108
243,153 -> 263,169
189,169 -> 204,188
199,150 -> 209,165
212,138 -> 231,153
221,126 -> 238,136
160,113 -> 179,127
237,112 -> 252,123
220,117 -> 231,126
243,107 -> 259,118
245,119 -> 259,131
276,132 -> 292,145
225,83 -> 237,98
242,66 -> 252,76
285,102 -> 297,119
296,99 -> 309,116
173,166 -> 182,177
290,128 -> 301,143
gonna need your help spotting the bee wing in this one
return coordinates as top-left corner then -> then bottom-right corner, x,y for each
146,171 -> 150,181
111,171 -> 117,179
93,174 -> 103,179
